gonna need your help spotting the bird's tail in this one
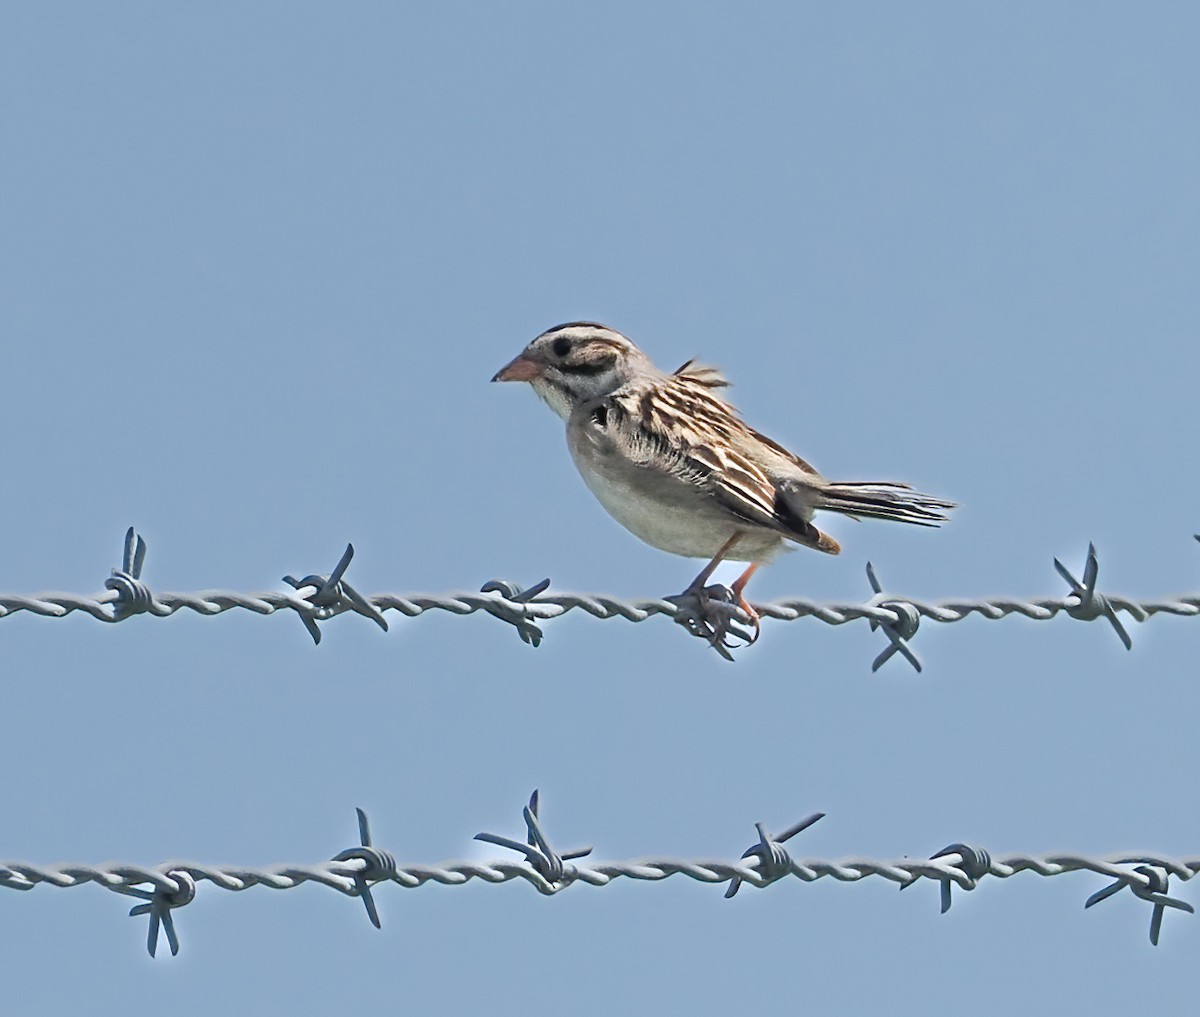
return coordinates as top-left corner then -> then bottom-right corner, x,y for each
815,481 -> 956,527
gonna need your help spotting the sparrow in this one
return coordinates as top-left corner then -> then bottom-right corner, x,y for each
492,322 -> 955,647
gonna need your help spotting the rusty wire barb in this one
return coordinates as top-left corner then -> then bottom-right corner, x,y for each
1,528 -> 1199,668
1,796 -> 1198,957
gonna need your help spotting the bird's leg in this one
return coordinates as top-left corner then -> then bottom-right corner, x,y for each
730,563 -> 761,645
674,532 -> 758,653
683,531 -> 743,594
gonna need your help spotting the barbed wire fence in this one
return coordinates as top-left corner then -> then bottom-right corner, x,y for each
5,529 -> 1200,956
5,528 -> 1199,668
3,793 -> 1196,957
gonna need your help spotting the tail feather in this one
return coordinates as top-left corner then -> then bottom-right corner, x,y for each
815,481 -> 956,527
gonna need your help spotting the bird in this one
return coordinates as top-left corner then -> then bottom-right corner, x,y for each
492,322 -> 955,648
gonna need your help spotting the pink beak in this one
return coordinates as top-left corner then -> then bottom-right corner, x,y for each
491,354 -> 543,383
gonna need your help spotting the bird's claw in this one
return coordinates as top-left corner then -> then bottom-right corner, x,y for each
669,583 -> 759,657
736,596 -> 761,646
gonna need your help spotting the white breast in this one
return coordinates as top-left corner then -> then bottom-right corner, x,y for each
566,421 -> 784,562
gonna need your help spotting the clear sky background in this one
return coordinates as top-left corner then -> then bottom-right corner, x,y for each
3,2 -> 1199,1013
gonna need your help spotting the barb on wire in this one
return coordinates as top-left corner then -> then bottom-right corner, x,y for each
900,842 -> 992,913
331,808 -> 397,929
3,530 -> 1199,670
479,578 -> 552,646
282,543 -> 388,645
112,869 -> 195,957
474,790 -> 593,893
1053,542 -> 1137,650
104,527 -> 158,620
1085,863 -> 1195,945
864,562 -> 922,673
725,813 -> 825,898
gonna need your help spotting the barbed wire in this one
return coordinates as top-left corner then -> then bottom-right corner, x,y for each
10,537 -> 1195,958
3,529 -> 1199,668
4,793 -> 1195,957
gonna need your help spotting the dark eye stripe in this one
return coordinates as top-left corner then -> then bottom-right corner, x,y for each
563,360 -> 611,376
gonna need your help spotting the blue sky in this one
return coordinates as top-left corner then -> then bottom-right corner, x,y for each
2,2 -> 1199,1012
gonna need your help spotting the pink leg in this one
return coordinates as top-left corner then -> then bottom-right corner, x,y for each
731,562 -> 761,644
685,531 -> 743,592
678,532 -> 761,650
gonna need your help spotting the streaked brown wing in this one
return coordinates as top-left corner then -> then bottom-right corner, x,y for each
743,425 -> 820,477
621,377 -> 827,547
683,443 -> 783,529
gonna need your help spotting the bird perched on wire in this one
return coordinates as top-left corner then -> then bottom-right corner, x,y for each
492,322 -> 955,650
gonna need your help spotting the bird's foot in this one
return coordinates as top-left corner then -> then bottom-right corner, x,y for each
736,593 -> 761,646
668,582 -> 759,659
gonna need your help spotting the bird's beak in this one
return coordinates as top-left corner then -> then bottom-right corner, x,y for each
491,354 -> 543,383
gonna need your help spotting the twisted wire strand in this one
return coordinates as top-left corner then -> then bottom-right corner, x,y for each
3,576 -> 1194,672
7,800 -> 1199,954
6,532 -> 1195,665
4,851 -> 1198,897
4,587 -> 1199,626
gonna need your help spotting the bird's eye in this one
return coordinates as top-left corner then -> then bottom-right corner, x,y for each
551,336 -> 572,358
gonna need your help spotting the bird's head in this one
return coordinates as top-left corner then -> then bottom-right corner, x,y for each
491,322 -> 654,419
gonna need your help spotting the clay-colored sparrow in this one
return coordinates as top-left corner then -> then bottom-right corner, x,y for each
493,322 -> 955,646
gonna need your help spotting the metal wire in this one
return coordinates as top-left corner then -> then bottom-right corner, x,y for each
3,796 -> 1195,956
9,534 -> 1196,955
4,528 -> 1199,669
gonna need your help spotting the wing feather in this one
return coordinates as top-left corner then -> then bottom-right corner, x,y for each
610,375 -> 826,546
